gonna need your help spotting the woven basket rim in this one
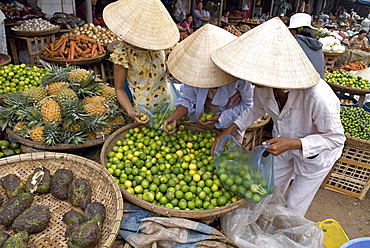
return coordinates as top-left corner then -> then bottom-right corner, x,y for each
323,51 -> 344,56
11,26 -> 60,37
100,122 -> 248,218
6,128 -> 107,151
345,134 -> 370,148
326,81 -> 370,94
39,53 -> 106,65
0,53 -> 11,67
0,152 -> 123,248
246,115 -> 270,131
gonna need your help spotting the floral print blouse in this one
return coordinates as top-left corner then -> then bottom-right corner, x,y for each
109,42 -> 170,113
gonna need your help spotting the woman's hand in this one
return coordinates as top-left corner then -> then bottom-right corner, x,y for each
197,114 -> 220,126
262,137 -> 302,156
226,91 -> 241,109
163,117 -> 177,135
128,111 -> 149,124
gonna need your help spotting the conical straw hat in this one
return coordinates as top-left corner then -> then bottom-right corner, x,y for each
211,17 -> 320,89
103,0 -> 180,50
168,24 -> 238,88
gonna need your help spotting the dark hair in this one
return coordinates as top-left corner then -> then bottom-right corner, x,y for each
182,14 -> 192,24
295,26 -> 317,38
359,30 -> 368,35
222,9 -> 229,15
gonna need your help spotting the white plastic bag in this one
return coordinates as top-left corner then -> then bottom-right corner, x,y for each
221,198 -> 324,248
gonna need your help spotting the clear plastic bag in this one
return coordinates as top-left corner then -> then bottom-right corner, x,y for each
221,201 -> 324,248
138,80 -> 180,129
214,135 -> 274,204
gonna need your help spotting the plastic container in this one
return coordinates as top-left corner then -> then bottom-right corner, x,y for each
362,102 -> 370,113
339,237 -> 370,248
336,93 -> 358,107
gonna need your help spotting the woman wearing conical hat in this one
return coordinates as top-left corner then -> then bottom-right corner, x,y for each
103,0 -> 180,123
211,18 -> 345,215
163,24 -> 254,142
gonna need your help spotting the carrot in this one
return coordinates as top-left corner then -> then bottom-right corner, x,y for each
83,48 -> 91,55
68,46 -> 74,60
90,44 -> 97,57
97,43 -> 104,53
54,37 -> 67,51
44,46 -> 52,53
88,43 -> 93,48
54,36 -> 66,47
49,43 -> 55,52
74,43 -> 84,55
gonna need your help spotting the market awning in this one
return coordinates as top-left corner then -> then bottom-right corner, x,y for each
358,0 -> 370,5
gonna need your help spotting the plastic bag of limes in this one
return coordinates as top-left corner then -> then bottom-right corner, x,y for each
214,135 -> 274,204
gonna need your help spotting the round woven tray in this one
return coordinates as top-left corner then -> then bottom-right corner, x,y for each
0,152 -> 123,248
39,53 -> 106,66
6,128 -> 107,151
11,26 -> 60,37
323,51 -> 344,57
0,53 -> 11,67
100,122 -> 247,219
326,81 -> 370,94
245,114 -> 270,131
345,135 -> 370,150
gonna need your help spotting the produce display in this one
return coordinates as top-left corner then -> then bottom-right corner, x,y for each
0,65 -> 126,146
224,25 -> 242,36
339,98 -> 355,105
237,24 -> 251,33
337,61 -> 368,72
240,18 -> 260,24
0,168 -> 105,247
319,36 -> 345,53
340,107 -> 370,140
69,23 -> 122,46
106,126 -> 242,210
41,34 -> 106,60
50,12 -> 85,29
0,64 -> 48,94
0,58 -> 8,64
0,3 -> 45,24
324,70 -> 370,90
0,139 -> 21,158
11,18 -> 59,32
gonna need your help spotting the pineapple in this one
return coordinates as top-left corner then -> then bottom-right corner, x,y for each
100,85 -> 116,102
82,96 -> 106,105
47,82 -> 68,96
30,126 -> 45,142
13,121 -> 29,135
61,99 -> 88,131
23,86 -> 47,103
62,122 -> 83,133
83,115 -> 109,140
41,99 -> 62,124
84,102 -> 107,116
68,68 -> 90,82
42,64 -> 71,85
112,115 -> 125,125
56,87 -> 79,106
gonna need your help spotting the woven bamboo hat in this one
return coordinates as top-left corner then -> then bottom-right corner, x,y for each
211,17 -> 320,89
103,0 -> 180,50
167,24 -> 238,88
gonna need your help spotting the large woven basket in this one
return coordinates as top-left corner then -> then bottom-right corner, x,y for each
11,26 -> 60,37
326,81 -> 370,95
242,114 -> 270,151
6,128 -> 108,151
39,53 -> 106,66
100,122 -> 247,220
0,152 -> 123,248
0,53 -> 11,67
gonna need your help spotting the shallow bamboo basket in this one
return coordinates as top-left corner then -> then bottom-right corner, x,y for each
0,152 -> 123,248
6,128 -> 107,151
0,53 -> 11,67
242,114 -> 271,151
100,123 -> 247,220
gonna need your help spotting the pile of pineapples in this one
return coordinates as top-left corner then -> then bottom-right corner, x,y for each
0,65 -> 127,146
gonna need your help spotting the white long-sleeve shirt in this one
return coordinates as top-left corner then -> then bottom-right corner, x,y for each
176,80 -> 254,129
235,79 -> 345,176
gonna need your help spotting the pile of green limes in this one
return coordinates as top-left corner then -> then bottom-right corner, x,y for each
105,126 -> 243,210
340,107 -> 370,140
0,64 -> 48,94
324,70 -> 370,90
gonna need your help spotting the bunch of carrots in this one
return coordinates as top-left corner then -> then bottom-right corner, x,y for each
337,62 -> 368,72
42,34 -> 105,60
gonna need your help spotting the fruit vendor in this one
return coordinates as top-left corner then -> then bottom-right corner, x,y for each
211,18 -> 346,216
103,0 -> 179,123
164,24 -> 254,142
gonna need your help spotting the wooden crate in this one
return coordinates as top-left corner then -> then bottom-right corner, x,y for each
324,52 -> 343,70
321,137 -> 370,200
9,34 -> 56,66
